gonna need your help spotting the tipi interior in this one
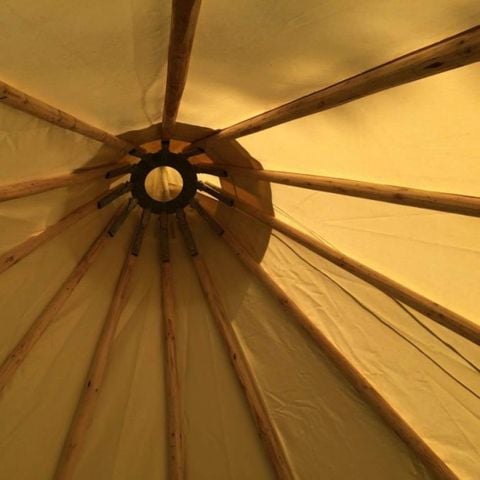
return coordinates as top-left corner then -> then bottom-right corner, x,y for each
0,2 -> 479,479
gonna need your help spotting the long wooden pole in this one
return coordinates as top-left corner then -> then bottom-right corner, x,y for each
0,161 -> 131,203
54,214 -> 147,480
0,191 -> 110,274
160,213 -> 185,480
162,0 -> 202,140
196,193 -> 480,345
194,163 -> 480,217
0,80 -> 144,155
191,200 -> 458,480
187,26 -> 480,145
0,206 -> 123,395
176,210 -> 294,480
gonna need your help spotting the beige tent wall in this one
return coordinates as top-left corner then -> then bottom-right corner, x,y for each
0,0 -> 170,134
260,232 -> 480,479
0,210 -> 135,478
169,223 -> 276,480
0,1 -> 479,479
190,213 -> 433,479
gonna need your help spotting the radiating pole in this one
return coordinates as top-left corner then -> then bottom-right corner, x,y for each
162,0 -> 202,140
97,182 -> 132,209
160,212 -> 185,480
191,199 -> 459,480
176,209 -> 295,480
108,199 -> 138,237
54,213 -> 148,480
196,181 -> 234,206
0,191 -> 110,274
193,164 -> 480,218
186,26 -> 480,147
105,164 -> 137,180
0,162 -> 131,203
196,192 -> 480,346
131,209 -> 151,256
182,146 -> 205,158
0,205 -> 124,395
0,80 -> 144,155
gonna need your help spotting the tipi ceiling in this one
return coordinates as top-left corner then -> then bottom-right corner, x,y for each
0,1 -> 479,480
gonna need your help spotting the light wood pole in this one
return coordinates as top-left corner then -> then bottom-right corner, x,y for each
190,199 -> 459,480
192,163 -> 480,218
0,161 -> 132,203
0,190 -> 113,274
0,80 -> 144,155
160,213 -> 185,480
0,205 -> 124,395
187,26 -> 480,147
54,212 -> 150,480
196,193 -> 480,346
175,209 -> 295,480
162,0 -> 202,140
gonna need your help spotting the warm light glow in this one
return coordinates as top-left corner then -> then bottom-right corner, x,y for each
145,166 -> 183,201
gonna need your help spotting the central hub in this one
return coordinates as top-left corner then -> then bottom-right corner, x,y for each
130,150 -> 198,214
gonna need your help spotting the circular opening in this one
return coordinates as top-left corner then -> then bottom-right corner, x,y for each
145,166 -> 183,201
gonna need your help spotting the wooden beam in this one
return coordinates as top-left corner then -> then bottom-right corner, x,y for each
191,200 -> 458,480
0,192 -> 109,275
176,211 -> 294,480
196,180 -> 234,206
0,161 -> 132,203
196,193 -> 480,345
187,26 -> 480,145
0,80 -> 144,155
97,182 -> 133,209
0,206 -> 123,395
160,213 -> 185,480
108,199 -> 138,237
131,209 -> 151,256
162,0 -> 202,140
54,218 -> 142,480
195,163 -> 480,217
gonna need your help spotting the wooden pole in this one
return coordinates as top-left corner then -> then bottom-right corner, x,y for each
196,193 -> 480,345
191,200 -> 458,480
176,210 -> 294,480
54,214 -> 145,480
187,26 -> 480,145
196,180 -> 234,206
162,0 -> 202,140
0,206 -> 124,395
0,80 -> 144,155
0,191 -> 110,275
108,199 -> 138,237
160,213 -> 185,480
0,161 -> 132,203
97,182 -> 133,209
194,163 -> 480,218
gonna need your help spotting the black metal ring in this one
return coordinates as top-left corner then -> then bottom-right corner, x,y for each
130,151 -> 198,214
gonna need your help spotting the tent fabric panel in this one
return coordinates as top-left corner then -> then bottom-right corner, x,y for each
0,199 -> 117,361
0,0 -> 170,134
0,182 -> 112,253
261,232 -> 480,480
266,184 -> 480,324
169,220 -> 276,480
179,0 -> 480,129
0,104 -> 122,185
0,211 -> 136,479
74,229 -> 168,479
190,212 -> 432,480
238,64 -> 480,196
